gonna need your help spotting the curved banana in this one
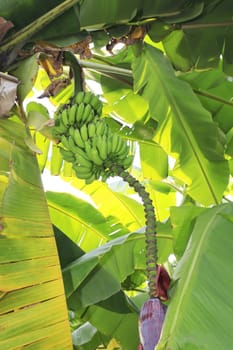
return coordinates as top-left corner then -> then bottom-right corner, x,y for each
74,91 -> 85,105
87,122 -> 96,138
75,103 -> 85,123
61,109 -> 69,127
82,104 -> 93,123
90,147 -> 103,166
122,155 -> 134,169
61,135 -> 70,149
111,133 -> 120,153
68,104 -> 77,125
68,136 -> 79,153
96,120 -> 107,136
85,109 -> 95,124
69,126 -> 75,138
75,153 -> 93,168
116,140 -> 129,157
90,95 -> 102,114
73,164 -> 93,179
85,173 -> 96,185
73,129 -> 85,148
96,135 -> 108,161
83,91 -> 93,105
59,148 -> 75,162
80,124 -> 88,142
75,147 -> 90,161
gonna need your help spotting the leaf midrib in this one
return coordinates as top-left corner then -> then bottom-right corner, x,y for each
48,202 -> 108,241
146,52 -> 219,204
168,208 -> 221,336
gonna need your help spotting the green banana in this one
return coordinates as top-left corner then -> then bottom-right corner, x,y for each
96,135 -> 108,161
90,147 -> 103,166
85,173 -> 96,185
61,135 -> 70,149
74,91 -> 85,104
85,109 -> 95,124
75,102 -> 85,123
59,117 -> 68,133
87,122 -> 96,138
90,95 -> 102,113
111,133 -> 120,153
69,126 -> 75,138
59,148 -> 75,162
61,108 -> 69,127
96,104 -> 103,116
84,142 -> 94,160
122,155 -> 134,169
107,136 -> 113,155
73,164 -> 93,179
80,124 -> 88,142
68,104 -> 77,125
68,135 -> 79,153
116,140 -> 129,157
75,147 -> 90,161
83,91 -> 93,105
82,104 -> 93,123
53,123 -> 67,136
96,120 -> 106,136
73,129 -> 85,148
75,153 -> 93,168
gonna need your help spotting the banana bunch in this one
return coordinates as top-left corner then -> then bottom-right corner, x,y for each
52,91 -> 133,184
52,91 -> 103,138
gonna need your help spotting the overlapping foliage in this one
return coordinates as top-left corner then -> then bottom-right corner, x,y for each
0,1 -> 233,349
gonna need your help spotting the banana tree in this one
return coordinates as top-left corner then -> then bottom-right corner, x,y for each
0,1 -> 233,349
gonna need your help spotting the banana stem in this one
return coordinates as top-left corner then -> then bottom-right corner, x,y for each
111,165 -> 157,298
63,51 -> 85,96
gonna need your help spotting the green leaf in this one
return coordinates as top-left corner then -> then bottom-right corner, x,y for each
83,291 -> 140,350
72,322 -> 104,350
132,44 -> 229,205
71,178 -> 145,232
162,0 -> 233,75
170,205 -> 207,258
178,69 -> 233,133
140,142 -> 168,180
0,119 -> 72,349
66,232 -> 145,307
157,204 -> 233,350
50,144 -> 63,175
10,55 -> 39,102
46,191 -> 130,250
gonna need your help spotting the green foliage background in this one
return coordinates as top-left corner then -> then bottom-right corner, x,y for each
0,1 -> 233,349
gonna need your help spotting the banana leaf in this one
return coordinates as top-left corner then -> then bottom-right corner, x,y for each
132,44 -> 229,205
157,203 -> 233,350
0,119 -> 72,349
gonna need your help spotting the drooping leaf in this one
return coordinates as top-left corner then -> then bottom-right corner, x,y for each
46,191 -> 130,251
10,54 -> 39,103
157,203 -> 233,350
132,44 -> 229,205
140,142 -> 168,181
83,291 -> 140,350
65,232 -> 145,305
170,205 -> 207,258
178,69 -> 233,134
0,119 -> 72,349
70,177 -> 145,232
162,0 -> 233,75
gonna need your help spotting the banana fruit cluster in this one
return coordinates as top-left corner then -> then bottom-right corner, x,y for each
53,91 -> 133,184
53,91 -> 103,138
